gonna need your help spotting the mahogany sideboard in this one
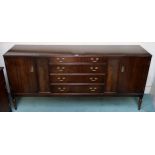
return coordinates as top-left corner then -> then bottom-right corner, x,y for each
3,45 -> 152,110
0,67 -> 10,112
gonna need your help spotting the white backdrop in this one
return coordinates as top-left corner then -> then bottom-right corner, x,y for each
1,1 -> 155,155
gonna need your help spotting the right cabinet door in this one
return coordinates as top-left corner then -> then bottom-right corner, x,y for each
118,57 -> 151,94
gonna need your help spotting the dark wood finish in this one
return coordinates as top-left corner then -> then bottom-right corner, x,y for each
50,74 -> 105,83
49,64 -> 107,73
51,84 -> 104,93
3,45 -> 152,110
36,58 -> 50,94
5,45 -> 151,56
5,57 -> 38,93
49,56 -> 106,63
105,58 -> 119,93
0,68 -> 10,112
118,57 -> 151,93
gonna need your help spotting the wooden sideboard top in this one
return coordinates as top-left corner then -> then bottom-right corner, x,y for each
4,45 -> 151,57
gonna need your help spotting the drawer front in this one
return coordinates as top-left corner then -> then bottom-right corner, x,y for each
50,85 -> 104,93
49,65 -> 106,73
49,56 -> 106,64
50,74 -> 105,83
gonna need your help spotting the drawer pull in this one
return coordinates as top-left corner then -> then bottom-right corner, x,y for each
89,77 -> 98,82
90,66 -> 99,72
57,77 -> 66,82
89,87 -> 97,92
56,57 -> 65,63
56,66 -> 65,72
58,87 -> 66,92
121,65 -> 125,73
30,66 -> 34,73
90,57 -> 99,63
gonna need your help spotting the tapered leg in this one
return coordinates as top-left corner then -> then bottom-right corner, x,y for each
9,106 -> 12,112
138,96 -> 143,110
12,98 -> 17,110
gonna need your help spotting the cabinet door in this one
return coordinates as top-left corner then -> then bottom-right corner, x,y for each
36,58 -> 50,94
5,57 -> 38,94
118,57 -> 151,93
105,58 -> 119,94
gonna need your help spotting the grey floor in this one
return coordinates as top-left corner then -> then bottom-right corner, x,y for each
12,95 -> 155,112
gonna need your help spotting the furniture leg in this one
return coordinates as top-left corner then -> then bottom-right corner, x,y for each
9,106 -> 12,112
138,96 -> 143,110
12,97 -> 17,110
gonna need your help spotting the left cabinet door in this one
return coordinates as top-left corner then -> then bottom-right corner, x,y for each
5,57 -> 38,94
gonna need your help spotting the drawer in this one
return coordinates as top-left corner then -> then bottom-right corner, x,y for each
49,65 -> 106,73
50,74 -> 105,83
50,84 -> 104,93
49,56 -> 106,64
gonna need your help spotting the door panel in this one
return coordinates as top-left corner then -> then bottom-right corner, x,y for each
105,58 -> 119,93
118,57 -> 151,93
5,57 -> 38,94
37,58 -> 50,93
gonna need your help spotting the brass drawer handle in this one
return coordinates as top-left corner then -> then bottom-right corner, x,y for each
121,65 -> 125,73
30,66 -> 34,73
90,57 -> 99,63
57,77 -> 66,82
56,57 -> 65,63
90,66 -> 99,72
89,87 -> 97,92
56,66 -> 65,72
58,87 -> 66,92
89,77 -> 98,82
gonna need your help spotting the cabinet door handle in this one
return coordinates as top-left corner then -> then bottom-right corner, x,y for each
30,66 -> 34,72
121,66 -> 125,73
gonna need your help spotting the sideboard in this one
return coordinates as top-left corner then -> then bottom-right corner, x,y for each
3,45 -> 152,110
